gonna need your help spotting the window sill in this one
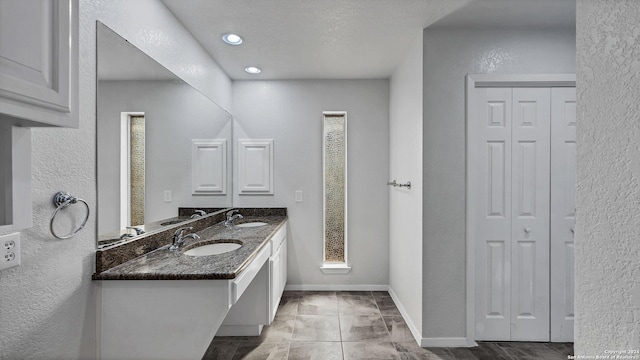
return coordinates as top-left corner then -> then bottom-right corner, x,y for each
320,263 -> 351,274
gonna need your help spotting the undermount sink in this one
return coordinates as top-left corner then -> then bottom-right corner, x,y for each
235,222 -> 268,228
183,241 -> 242,257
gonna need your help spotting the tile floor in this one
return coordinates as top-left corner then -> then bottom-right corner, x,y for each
203,291 -> 574,360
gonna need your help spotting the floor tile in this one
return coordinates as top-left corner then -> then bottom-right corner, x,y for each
337,291 -> 373,297
546,342 -> 575,357
372,291 -> 391,298
394,342 -> 448,360
493,341 -> 569,360
301,291 -> 337,297
276,297 -> 299,318
446,347 -> 481,360
375,296 -> 402,316
232,342 -> 289,360
288,342 -> 344,360
292,315 -> 341,342
338,296 -> 380,315
383,316 -> 414,342
467,342 -> 512,360
342,341 -> 400,360
282,291 -> 305,298
256,317 -> 295,343
339,315 -> 391,342
298,294 -> 339,315
202,341 -> 238,360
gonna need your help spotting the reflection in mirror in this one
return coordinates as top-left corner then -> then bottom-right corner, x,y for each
96,22 -> 232,248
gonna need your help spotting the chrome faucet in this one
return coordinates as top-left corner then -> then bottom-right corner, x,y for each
169,226 -> 200,251
191,210 -> 207,219
120,226 -> 145,239
224,210 -> 243,229
127,226 -> 145,235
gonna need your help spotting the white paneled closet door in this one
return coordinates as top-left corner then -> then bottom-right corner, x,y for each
550,88 -> 576,342
510,88 -> 551,341
472,88 -> 551,341
472,86 -> 574,342
471,87 -> 513,341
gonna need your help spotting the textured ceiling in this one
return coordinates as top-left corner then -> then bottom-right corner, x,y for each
161,0 -> 471,80
161,0 -> 576,80
432,0 -> 576,29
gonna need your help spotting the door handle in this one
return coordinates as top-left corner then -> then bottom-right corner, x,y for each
524,227 -> 532,233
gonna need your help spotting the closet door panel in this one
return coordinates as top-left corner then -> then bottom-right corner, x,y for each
510,88 -> 550,341
550,87 -> 576,342
472,87 -> 512,341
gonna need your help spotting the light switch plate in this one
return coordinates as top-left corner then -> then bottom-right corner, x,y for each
164,190 -> 172,202
295,191 -> 303,203
0,232 -> 20,271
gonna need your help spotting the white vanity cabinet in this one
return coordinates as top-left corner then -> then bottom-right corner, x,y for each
0,0 -> 78,128
269,223 -> 287,321
218,222 -> 288,335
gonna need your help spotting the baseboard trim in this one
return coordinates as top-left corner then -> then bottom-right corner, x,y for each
420,337 -> 476,348
284,284 -> 389,291
388,286 -> 422,346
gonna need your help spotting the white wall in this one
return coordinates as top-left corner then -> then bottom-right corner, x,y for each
97,80 -> 232,234
421,27 -> 576,339
0,1 -> 232,358
575,0 -> 640,355
389,32 -> 423,338
233,80 -> 390,288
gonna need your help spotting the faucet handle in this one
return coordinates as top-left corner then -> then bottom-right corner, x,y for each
226,209 -> 239,218
126,226 -> 145,235
173,226 -> 193,237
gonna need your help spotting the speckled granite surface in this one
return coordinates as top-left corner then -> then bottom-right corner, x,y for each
95,209 -> 231,273
93,210 -> 287,280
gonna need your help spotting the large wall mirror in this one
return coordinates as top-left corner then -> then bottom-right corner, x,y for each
96,22 -> 232,248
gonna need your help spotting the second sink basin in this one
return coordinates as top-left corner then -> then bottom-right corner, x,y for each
236,222 -> 268,228
183,241 -> 242,257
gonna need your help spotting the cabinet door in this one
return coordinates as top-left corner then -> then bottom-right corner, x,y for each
0,0 -> 78,127
269,245 -> 283,321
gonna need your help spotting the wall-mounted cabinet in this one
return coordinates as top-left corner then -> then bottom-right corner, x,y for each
237,139 -> 274,195
191,139 -> 227,195
0,0 -> 78,128
0,0 -> 78,234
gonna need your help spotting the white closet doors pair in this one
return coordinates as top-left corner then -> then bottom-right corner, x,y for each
470,87 -> 575,342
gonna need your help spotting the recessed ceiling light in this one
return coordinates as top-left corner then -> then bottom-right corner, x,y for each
244,66 -> 262,74
222,33 -> 243,45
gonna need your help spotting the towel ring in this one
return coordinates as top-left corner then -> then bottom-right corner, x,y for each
50,191 -> 90,239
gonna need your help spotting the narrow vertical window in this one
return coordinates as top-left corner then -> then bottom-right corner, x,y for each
321,111 -> 351,273
129,115 -> 145,226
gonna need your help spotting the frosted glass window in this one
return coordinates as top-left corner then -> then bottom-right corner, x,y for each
323,112 -> 347,263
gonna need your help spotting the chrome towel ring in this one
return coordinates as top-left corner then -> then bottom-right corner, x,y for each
50,191 -> 90,239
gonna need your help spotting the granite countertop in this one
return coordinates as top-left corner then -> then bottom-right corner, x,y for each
93,215 -> 287,280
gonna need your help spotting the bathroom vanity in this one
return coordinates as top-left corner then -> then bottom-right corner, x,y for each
93,209 -> 287,360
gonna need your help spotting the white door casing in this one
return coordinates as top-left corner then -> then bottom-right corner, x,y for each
550,87 -> 576,342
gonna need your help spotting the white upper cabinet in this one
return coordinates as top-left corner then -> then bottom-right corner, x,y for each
0,0 -> 78,128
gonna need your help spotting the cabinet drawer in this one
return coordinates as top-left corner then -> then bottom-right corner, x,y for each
230,242 -> 271,305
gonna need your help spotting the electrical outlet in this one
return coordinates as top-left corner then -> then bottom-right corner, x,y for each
0,232 -> 20,271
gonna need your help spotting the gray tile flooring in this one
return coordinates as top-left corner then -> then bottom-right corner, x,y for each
203,291 -> 574,360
